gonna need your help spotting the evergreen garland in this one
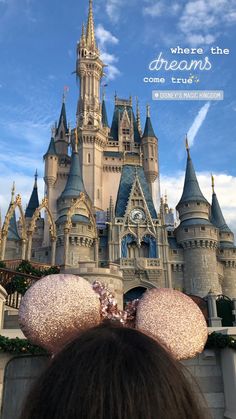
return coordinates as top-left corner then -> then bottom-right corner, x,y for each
3,260 -> 60,295
0,332 -> 236,355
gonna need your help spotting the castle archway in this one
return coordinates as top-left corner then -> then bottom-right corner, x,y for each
124,286 -> 147,305
1,195 -> 27,261
26,198 -> 56,265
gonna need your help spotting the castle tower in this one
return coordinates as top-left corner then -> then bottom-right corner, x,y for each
141,105 -> 160,209
76,0 -> 108,210
56,131 -> 97,266
76,0 -> 104,128
210,175 -> 236,298
176,142 -> 220,297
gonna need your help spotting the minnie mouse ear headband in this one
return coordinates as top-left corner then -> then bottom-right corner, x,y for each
18,274 -> 208,360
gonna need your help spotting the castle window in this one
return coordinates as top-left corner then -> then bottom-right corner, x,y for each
88,153 -> 91,163
184,228 -> 188,232
201,227 -> 205,231
197,202 -> 200,206
122,128 -> 130,135
173,250 -> 178,254
185,204 -> 189,207
167,231 -> 171,236
31,251 -> 35,258
72,223 -> 76,227
45,251 -> 48,256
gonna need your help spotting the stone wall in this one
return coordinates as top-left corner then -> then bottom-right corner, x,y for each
183,349 -> 225,419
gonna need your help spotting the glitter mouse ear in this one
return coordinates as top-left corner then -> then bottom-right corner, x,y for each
19,274 -> 101,353
135,288 -> 208,360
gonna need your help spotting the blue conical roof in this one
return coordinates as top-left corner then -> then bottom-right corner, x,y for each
211,192 -> 232,233
142,116 -> 156,138
7,209 -> 20,241
56,102 -> 68,135
61,151 -> 85,198
25,175 -> 39,218
102,99 -> 109,127
44,137 -> 57,157
178,154 -> 208,206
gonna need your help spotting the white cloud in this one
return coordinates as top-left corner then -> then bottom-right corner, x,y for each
187,102 -> 210,147
95,24 -> 120,81
178,0 -> 236,45
105,0 -> 124,23
161,172 -> 236,236
142,0 -> 236,46
95,24 -> 119,48
143,1 -> 181,17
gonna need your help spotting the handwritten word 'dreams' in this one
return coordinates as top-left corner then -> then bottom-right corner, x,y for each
149,52 -> 212,72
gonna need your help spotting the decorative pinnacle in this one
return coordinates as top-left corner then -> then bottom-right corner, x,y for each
86,0 -> 96,49
211,173 -> 215,194
34,169 -> 38,187
136,97 -> 142,135
11,181 -> 15,204
75,127 -> 79,153
185,134 -> 190,158
146,104 -> 150,118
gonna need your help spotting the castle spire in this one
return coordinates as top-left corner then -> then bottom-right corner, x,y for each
177,145 -> 208,206
102,98 -> 109,128
136,97 -> 142,136
86,0 -> 96,49
56,95 -> 68,135
11,181 -> 15,204
142,105 -> 156,138
185,134 -> 190,159
61,134 -> 85,199
25,171 -> 40,218
210,176 -> 232,233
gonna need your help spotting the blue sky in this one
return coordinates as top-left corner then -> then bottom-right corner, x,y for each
0,0 -> 236,230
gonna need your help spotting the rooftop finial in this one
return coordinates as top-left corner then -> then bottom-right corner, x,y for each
11,181 -> 15,204
146,104 -> 150,118
185,134 -> 190,158
211,173 -> 215,194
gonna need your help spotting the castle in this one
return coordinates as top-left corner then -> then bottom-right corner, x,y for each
1,0 -> 236,307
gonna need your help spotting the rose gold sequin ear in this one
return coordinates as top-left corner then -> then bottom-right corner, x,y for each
19,274 -> 101,353
135,288 -> 208,360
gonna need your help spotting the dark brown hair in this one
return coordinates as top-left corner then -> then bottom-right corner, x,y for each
20,323 -> 210,419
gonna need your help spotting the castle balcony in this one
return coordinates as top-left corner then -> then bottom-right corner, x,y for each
120,257 -> 162,270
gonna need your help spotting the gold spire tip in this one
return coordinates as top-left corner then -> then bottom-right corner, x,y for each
211,173 -> 215,193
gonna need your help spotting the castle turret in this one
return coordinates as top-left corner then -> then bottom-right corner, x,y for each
210,175 -> 236,298
43,133 -> 58,246
25,170 -> 40,219
176,142 -> 220,297
141,105 -> 160,205
56,131 -> 96,266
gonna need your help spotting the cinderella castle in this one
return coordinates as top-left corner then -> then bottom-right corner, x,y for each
1,0 -> 236,307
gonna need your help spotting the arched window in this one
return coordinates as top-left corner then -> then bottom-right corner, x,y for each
88,153 -> 91,163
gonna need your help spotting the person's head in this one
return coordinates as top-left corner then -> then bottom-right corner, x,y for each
20,322 -> 209,419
